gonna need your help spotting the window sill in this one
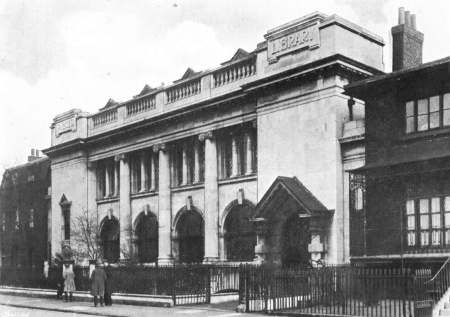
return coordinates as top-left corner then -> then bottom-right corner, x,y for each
97,196 -> 119,204
218,174 -> 257,186
171,183 -> 204,193
131,190 -> 158,199
401,126 -> 450,142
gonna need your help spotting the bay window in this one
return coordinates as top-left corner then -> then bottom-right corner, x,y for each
406,195 -> 450,248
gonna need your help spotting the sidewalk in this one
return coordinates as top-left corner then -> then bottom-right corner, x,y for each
0,293 -> 260,317
0,285 -> 173,307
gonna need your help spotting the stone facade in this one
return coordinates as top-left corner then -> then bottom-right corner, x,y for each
44,12 -> 384,265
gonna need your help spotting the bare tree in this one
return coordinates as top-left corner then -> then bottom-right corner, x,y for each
71,208 -> 102,261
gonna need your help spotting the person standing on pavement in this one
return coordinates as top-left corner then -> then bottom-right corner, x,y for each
62,263 -> 76,302
90,259 -> 107,307
104,261 -> 113,306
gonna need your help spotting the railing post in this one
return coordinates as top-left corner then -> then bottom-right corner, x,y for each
206,265 -> 211,304
172,266 -> 177,306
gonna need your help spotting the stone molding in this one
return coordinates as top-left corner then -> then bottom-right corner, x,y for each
153,143 -> 167,153
198,131 -> 214,141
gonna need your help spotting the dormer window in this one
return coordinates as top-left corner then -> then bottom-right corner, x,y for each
406,93 -> 450,133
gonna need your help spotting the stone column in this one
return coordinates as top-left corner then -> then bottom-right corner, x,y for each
253,218 -> 268,264
156,144 -> 173,265
200,131 -> 219,263
245,131 -> 254,175
193,139 -> 200,183
116,154 -> 132,260
140,152 -> 147,192
150,151 -> 156,191
231,134 -> 239,177
308,217 -> 327,267
114,161 -> 119,196
181,144 -> 188,185
105,163 -> 111,198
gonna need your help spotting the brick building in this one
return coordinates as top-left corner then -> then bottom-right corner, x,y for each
0,151 -> 51,269
345,8 -> 450,266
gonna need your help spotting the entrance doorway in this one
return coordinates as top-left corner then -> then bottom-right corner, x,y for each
281,215 -> 310,267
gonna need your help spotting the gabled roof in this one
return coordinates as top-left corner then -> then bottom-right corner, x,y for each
256,176 -> 329,218
99,98 -> 119,111
221,48 -> 250,65
173,67 -> 202,83
135,84 -> 157,98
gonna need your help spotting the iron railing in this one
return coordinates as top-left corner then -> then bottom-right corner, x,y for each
0,264 -> 240,306
238,264 -> 433,316
425,257 -> 450,304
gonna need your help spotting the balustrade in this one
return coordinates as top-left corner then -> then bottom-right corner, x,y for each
166,79 -> 201,103
126,95 -> 156,116
213,57 -> 256,88
92,108 -> 118,128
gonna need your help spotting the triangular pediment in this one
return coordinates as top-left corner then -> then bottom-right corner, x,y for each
99,98 -> 119,111
255,176 -> 329,219
221,48 -> 250,65
136,84 -> 156,97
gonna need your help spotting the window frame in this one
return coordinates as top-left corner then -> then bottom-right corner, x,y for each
405,93 -> 450,134
405,195 -> 450,249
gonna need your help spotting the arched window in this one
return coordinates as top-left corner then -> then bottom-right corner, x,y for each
135,213 -> 158,263
100,217 -> 120,263
224,203 -> 256,261
176,209 -> 204,263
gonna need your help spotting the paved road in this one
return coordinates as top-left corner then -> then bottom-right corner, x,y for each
0,294 -> 278,317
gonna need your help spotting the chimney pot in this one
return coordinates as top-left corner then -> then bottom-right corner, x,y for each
31,149 -> 35,156
399,7 -> 405,24
405,11 -> 411,27
36,150 -> 40,157
391,8 -> 424,71
411,14 -> 417,30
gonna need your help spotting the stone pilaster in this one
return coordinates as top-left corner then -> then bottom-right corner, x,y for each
193,139 -> 200,183
253,218 -> 268,264
199,131 -> 219,263
245,131 -> 253,175
155,144 -> 173,265
140,152 -> 147,192
113,161 -> 119,197
116,154 -> 132,260
150,151 -> 156,191
308,217 -> 328,266
104,163 -> 110,198
231,134 -> 239,177
181,144 -> 188,185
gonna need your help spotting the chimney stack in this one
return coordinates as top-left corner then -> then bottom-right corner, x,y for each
28,148 -> 40,162
391,7 -> 424,71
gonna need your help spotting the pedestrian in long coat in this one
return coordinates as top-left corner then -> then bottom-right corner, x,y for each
62,263 -> 76,302
90,260 -> 107,307
104,261 -> 113,306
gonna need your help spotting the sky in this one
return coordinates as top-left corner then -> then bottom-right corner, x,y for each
1,0 -> 450,172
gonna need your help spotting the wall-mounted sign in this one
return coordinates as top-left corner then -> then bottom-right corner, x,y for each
55,117 -> 76,136
267,23 -> 320,63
